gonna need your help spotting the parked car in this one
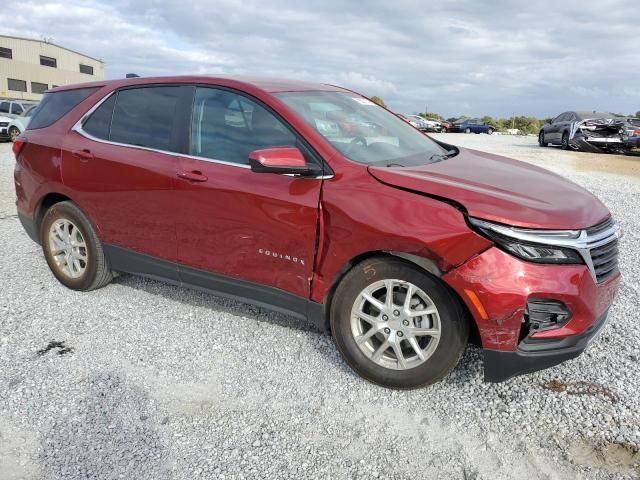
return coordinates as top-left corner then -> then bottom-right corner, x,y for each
438,121 -> 452,132
407,115 -> 442,133
397,113 -> 421,129
14,77 -> 620,388
538,111 -> 630,153
6,104 -> 37,141
450,118 -> 495,134
0,99 -> 38,119
622,118 -> 640,154
0,115 -> 11,141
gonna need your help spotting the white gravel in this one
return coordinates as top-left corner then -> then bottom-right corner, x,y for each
1,135 -> 639,479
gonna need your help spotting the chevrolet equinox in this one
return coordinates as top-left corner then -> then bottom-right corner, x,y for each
13,76 -> 621,388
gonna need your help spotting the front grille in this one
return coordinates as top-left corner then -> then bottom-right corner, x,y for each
0,122 -> 8,127
585,218 -> 619,283
590,238 -> 619,282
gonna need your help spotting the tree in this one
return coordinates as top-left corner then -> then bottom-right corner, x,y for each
370,96 -> 386,107
419,112 -> 444,121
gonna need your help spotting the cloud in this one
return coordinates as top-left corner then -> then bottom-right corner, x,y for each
3,0 -> 639,117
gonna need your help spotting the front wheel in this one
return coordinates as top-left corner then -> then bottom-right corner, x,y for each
330,257 -> 468,389
8,126 -> 20,142
464,127 -> 471,134
561,132 -> 570,150
538,131 -> 548,147
487,128 -> 494,135
41,201 -> 113,291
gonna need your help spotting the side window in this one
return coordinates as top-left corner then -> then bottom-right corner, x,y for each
110,86 -> 181,151
28,87 -> 99,130
0,102 -> 9,113
82,93 -> 116,140
11,103 -> 23,115
190,87 -> 297,164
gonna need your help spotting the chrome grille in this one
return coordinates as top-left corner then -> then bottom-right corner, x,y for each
585,218 -> 620,283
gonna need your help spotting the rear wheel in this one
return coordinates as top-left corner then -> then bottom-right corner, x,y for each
464,127 -> 471,134
538,131 -> 548,147
487,128 -> 494,135
8,126 -> 20,142
41,201 -> 113,291
561,132 -> 570,150
330,257 -> 468,389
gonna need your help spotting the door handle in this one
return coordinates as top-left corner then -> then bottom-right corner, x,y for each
71,149 -> 94,161
177,170 -> 208,182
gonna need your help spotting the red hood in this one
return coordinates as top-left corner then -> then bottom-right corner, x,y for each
368,148 -> 610,229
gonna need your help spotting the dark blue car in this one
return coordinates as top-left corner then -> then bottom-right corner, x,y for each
450,118 -> 495,134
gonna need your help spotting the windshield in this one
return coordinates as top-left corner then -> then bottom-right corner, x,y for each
276,91 -> 448,166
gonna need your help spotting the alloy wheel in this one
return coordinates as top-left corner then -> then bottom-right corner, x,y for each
350,279 -> 441,370
48,219 -> 88,279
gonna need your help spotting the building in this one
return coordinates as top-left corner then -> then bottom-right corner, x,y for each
0,35 -> 104,101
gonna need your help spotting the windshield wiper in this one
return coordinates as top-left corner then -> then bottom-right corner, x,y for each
429,149 -> 458,163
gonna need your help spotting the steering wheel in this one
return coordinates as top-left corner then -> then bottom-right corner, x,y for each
346,136 -> 367,155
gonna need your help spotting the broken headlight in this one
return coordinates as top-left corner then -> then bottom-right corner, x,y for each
468,217 -> 584,264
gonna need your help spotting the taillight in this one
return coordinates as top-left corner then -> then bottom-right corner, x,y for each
12,138 -> 26,158
634,128 -> 640,136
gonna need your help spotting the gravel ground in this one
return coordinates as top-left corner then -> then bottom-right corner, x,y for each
0,135 -> 639,479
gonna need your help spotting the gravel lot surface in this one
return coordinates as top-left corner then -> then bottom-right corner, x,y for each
1,135 -> 639,479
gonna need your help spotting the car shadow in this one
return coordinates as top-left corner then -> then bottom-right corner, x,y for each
110,272 -> 321,334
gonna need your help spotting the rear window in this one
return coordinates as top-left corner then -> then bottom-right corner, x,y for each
109,86 -> 181,151
27,87 -> 99,130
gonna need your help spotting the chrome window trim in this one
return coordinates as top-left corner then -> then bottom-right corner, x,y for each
72,90 -> 332,179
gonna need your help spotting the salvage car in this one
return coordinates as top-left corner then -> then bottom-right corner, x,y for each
407,115 -> 442,133
0,115 -> 10,141
14,76 -> 620,388
539,111 -> 629,153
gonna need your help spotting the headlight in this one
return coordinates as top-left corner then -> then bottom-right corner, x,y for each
468,217 -> 584,264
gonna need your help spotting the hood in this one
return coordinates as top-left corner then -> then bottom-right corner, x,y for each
368,148 -> 610,229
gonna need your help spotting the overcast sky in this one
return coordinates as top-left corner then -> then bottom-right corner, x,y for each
5,0 -> 640,118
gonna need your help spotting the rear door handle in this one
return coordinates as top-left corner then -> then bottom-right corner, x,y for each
177,170 -> 208,182
71,149 -> 94,161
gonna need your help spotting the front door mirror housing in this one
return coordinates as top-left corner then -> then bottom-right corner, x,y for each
249,147 -> 321,176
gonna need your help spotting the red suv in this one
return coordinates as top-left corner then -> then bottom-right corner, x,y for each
13,76 -> 621,388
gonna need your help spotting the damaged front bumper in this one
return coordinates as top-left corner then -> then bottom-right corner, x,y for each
484,310 -> 609,382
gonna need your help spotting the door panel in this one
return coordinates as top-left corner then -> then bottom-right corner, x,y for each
61,85 -> 186,262
174,160 -> 320,297
174,86 -> 322,298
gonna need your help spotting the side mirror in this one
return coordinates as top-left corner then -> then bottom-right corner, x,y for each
249,147 -> 320,176
546,119 -> 553,125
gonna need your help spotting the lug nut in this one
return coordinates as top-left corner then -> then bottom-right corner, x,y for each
384,328 -> 391,334
393,310 -> 400,316
397,331 -> 404,337
402,320 -> 409,326
382,315 -> 388,321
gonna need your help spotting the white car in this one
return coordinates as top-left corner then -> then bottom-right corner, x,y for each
6,104 -> 37,141
0,115 -> 11,141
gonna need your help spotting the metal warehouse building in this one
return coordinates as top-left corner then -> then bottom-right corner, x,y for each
0,35 -> 104,101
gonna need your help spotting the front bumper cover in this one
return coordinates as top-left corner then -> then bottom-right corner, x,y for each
483,310 -> 609,382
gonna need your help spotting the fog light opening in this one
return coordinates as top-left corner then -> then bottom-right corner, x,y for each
523,299 -> 571,338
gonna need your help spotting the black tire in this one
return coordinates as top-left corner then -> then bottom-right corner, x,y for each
561,131 -> 570,150
40,201 -> 113,291
330,257 -> 468,389
8,126 -> 20,142
464,127 -> 471,134
538,131 -> 548,147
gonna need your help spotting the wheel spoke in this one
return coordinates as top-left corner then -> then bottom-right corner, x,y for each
354,310 -> 380,326
371,340 -> 390,362
362,292 -> 385,312
408,306 -> 437,317
384,280 -> 394,309
403,283 -> 414,310
355,326 -> 381,345
408,337 -> 426,361
392,342 -> 407,369
411,327 -> 440,338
